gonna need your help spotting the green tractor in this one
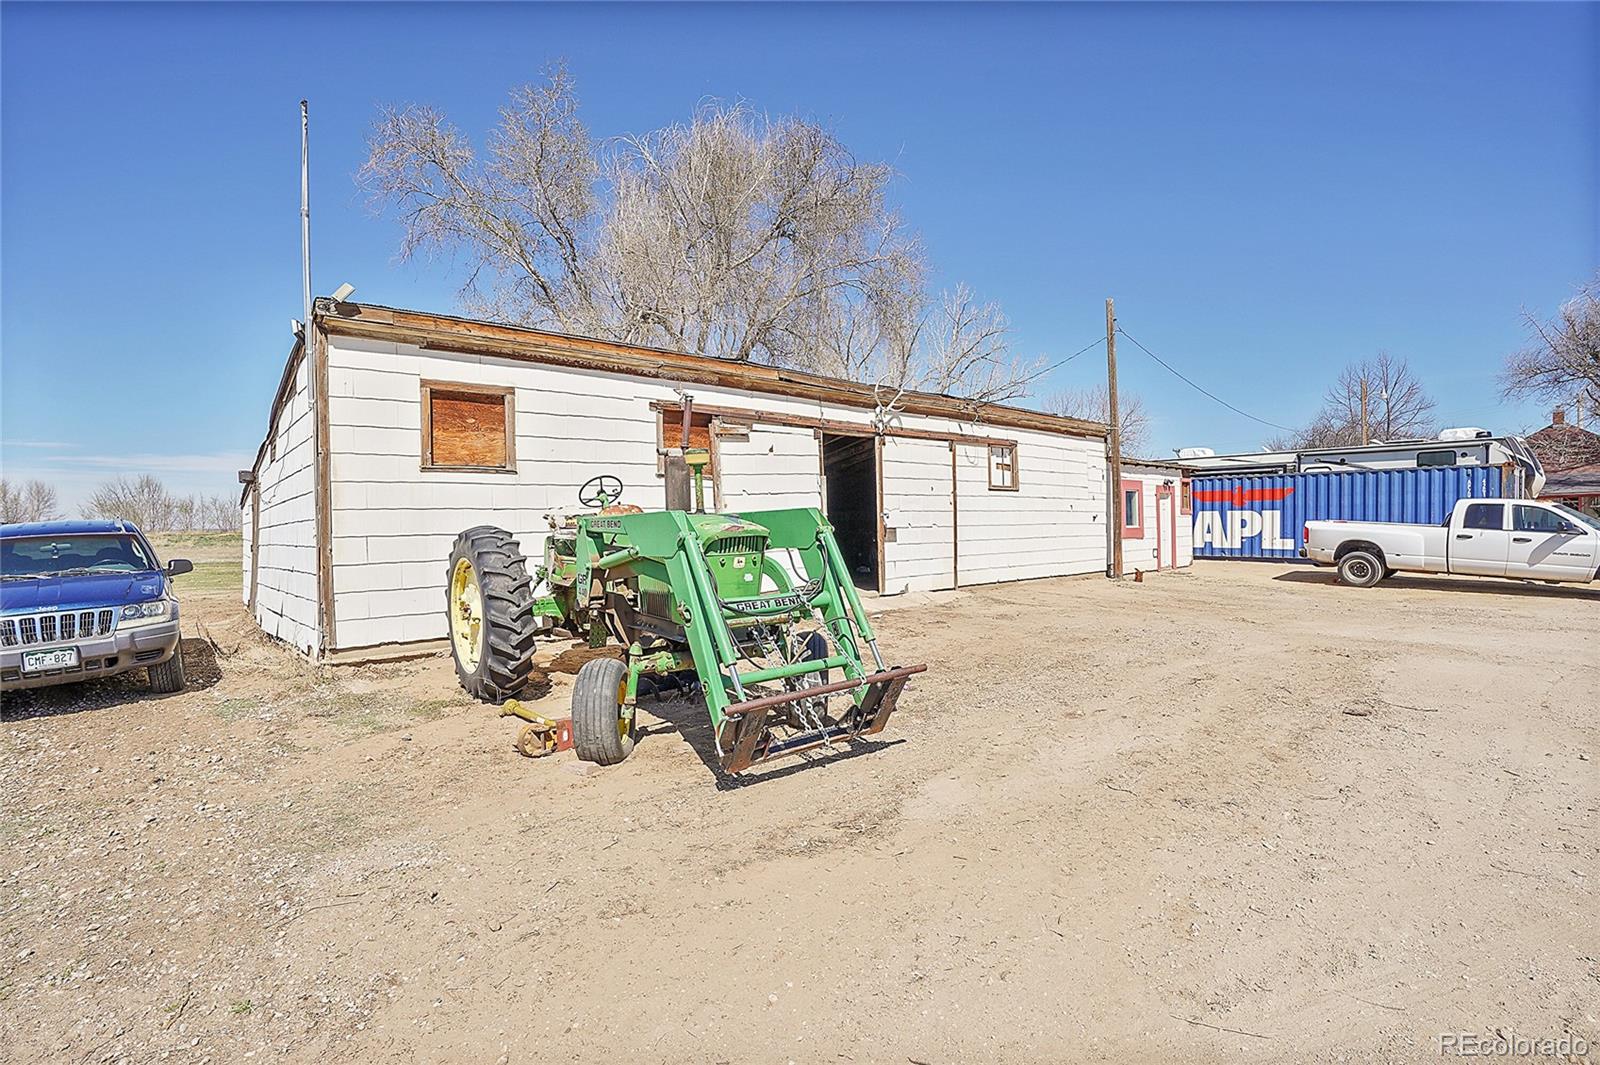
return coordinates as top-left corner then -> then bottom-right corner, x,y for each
444,457 -> 925,775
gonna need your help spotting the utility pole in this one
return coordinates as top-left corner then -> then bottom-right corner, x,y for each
1106,298 -> 1124,579
1360,378 -> 1369,445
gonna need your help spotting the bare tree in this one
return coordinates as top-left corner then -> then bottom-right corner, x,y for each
81,475 -> 177,531
0,479 -> 61,524
1502,273 -> 1600,411
361,67 -> 1033,402
199,494 -> 242,532
1271,352 -> 1436,449
1042,384 -> 1151,455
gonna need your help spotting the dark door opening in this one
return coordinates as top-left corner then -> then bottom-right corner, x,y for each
821,433 -> 879,591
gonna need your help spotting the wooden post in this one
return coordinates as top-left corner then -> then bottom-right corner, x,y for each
1360,378 -> 1369,445
1106,298 -> 1124,579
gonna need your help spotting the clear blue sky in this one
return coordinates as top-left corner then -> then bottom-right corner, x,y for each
3,2 -> 1596,508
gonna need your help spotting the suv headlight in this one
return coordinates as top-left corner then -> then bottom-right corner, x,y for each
121,600 -> 172,623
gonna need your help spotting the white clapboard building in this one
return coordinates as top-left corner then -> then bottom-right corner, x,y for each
241,301 -> 1127,661
1118,460 -> 1197,574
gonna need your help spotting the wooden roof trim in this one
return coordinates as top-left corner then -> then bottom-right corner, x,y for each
316,301 -> 1108,441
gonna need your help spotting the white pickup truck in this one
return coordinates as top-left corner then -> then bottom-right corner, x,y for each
1302,498 -> 1600,588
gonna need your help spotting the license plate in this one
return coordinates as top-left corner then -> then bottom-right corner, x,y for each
22,647 -> 80,672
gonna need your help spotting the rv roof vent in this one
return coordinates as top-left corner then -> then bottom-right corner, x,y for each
1176,447 -> 1215,459
1437,427 -> 1491,441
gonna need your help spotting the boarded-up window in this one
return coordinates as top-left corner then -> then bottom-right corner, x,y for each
655,406 -> 720,507
422,382 -> 515,471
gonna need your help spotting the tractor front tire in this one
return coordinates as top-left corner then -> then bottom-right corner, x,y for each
572,657 -> 635,766
1336,549 -> 1385,588
447,526 -> 539,703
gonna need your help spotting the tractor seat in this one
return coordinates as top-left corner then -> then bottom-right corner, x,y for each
600,504 -> 645,515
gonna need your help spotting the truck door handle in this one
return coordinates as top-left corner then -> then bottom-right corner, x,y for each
1512,536 -> 1532,543
1455,534 -> 1472,540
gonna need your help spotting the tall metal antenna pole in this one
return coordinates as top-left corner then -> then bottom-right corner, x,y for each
300,99 -> 327,660
300,100 -> 313,339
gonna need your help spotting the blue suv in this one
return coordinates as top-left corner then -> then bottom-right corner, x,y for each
0,520 -> 192,693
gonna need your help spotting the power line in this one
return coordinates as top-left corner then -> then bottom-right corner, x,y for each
1115,326 -> 1297,434
1016,335 -> 1105,388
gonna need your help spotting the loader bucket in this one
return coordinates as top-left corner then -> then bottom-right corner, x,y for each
716,663 -> 927,774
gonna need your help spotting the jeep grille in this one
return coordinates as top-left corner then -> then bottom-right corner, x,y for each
1,609 -> 116,647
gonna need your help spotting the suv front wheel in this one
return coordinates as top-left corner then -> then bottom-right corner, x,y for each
148,642 -> 187,693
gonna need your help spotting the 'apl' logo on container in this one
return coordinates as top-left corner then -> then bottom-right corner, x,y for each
1192,486 -> 1297,550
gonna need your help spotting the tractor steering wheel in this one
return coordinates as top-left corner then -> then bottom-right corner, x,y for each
579,475 -> 625,510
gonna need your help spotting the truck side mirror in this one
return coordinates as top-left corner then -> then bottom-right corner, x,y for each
166,558 -> 194,577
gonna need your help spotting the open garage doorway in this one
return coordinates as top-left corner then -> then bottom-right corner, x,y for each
821,433 -> 880,591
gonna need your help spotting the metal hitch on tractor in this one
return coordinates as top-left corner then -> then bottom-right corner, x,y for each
444,449 -> 926,775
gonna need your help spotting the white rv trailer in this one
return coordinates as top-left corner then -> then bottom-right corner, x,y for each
1173,431 -> 1545,495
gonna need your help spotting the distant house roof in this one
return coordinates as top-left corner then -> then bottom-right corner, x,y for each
1541,464 -> 1600,498
1526,411 -> 1600,473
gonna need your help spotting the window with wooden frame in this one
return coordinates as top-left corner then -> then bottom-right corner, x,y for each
1180,478 -> 1193,515
655,405 -> 721,507
421,381 -> 516,472
988,444 -> 1018,491
1121,478 -> 1145,538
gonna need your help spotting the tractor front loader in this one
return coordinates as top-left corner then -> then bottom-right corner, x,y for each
445,472 -> 925,775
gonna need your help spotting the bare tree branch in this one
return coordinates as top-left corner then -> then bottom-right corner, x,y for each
1501,273 -> 1600,412
1271,352 -> 1437,449
0,479 -> 61,524
1043,385 -> 1151,455
360,70 -> 1034,402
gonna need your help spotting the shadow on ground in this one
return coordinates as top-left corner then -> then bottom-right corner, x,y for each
1273,568 -> 1600,601
639,690 -> 900,790
1,637 -> 223,721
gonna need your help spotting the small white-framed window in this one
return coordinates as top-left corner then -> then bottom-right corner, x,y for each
988,444 -> 1018,491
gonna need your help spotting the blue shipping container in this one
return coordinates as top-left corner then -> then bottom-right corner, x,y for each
1191,467 -> 1505,560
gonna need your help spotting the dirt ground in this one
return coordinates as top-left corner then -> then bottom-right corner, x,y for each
2,558 -> 1596,1064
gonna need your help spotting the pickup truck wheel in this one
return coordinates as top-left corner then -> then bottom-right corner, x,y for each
148,643 -> 187,693
1337,550 -> 1384,588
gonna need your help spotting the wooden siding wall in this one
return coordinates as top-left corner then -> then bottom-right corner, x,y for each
882,437 -> 955,593
324,335 -> 1108,652
953,436 -> 1106,586
249,353 -> 320,653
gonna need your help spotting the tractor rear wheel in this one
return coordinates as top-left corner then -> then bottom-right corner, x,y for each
572,657 -> 635,765
446,526 -> 539,703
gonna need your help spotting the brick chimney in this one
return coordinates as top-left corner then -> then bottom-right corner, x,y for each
1552,408 -> 1566,426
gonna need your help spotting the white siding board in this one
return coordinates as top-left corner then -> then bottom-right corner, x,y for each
882,437 -> 954,593
718,425 -> 823,512
249,351 -> 320,655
